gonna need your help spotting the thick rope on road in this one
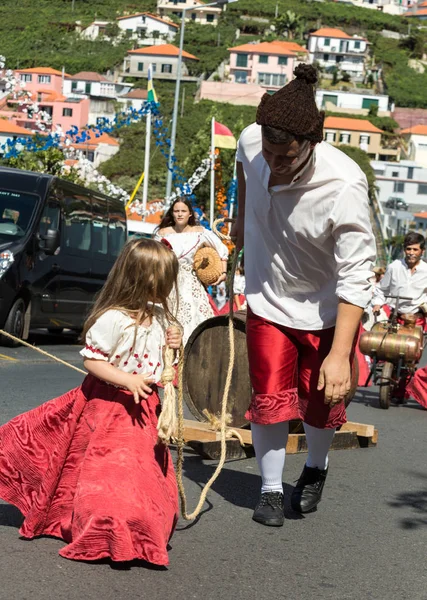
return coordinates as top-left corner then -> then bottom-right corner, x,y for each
0,329 -> 86,375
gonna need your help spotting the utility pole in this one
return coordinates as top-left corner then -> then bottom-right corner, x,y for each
181,86 -> 185,117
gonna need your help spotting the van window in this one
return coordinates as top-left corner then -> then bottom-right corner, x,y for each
92,196 -> 108,256
62,191 -> 92,255
39,202 -> 60,237
0,189 -> 38,240
109,202 -> 126,257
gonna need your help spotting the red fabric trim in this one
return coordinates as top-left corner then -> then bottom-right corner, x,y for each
245,390 -> 300,424
84,344 -> 109,358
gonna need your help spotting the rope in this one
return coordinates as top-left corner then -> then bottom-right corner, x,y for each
157,345 -> 178,444
0,329 -> 86,374
174,217 -> 239,521
202,409 -> 245,446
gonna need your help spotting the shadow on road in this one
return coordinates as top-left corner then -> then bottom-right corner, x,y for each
0,503 -> 24,529
179,455 -> 303,522
28,329 -> 80,347
389,471 -> 427,529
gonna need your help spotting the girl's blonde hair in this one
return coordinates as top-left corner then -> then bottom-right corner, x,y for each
83,238 -> 179,338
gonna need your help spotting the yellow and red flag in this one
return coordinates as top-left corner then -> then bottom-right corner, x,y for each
213,120 -> 236,150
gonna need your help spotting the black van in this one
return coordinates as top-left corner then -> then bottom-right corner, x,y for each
0,167 -> 127,346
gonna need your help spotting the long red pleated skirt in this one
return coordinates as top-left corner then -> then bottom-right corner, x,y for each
0,375 -> 178,565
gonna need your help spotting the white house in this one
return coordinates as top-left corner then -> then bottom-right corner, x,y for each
308,28 -> 368,77
71,132 -> 120,168
0,121 -> 32,156
157,0 -> 222,26
116,13 -> 178,45
64,72 -> 130,99
372,160 -> 427,213
341,0 -> 416,13
117,88 -> 149,111
123,44 -> 199,80
63,72 -> 132,126
316,89 -> 390,113
400,125 -> 427,169
78,21 -> 110,40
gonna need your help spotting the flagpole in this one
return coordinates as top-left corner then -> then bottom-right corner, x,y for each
142,63 -> 154,219
228,156 -> 237,233
142,111 -> 152,217
210,116 -> 215,228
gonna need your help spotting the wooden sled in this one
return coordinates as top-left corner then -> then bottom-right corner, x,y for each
180,419 -> 378,461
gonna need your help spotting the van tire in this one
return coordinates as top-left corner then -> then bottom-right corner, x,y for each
48,327 -> 64,335
0,298 -> 26,347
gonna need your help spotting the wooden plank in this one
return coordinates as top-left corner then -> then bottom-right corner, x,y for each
182,418 -> 252,444
341,421 -> 375,438
180,419 -> 378,459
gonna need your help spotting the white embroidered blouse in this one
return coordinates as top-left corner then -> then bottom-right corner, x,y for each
80,309 -> 167,382
155,228 -> 228,266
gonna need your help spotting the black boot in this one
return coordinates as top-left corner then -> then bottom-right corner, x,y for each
252,492 -> 285,527
291,465 -> 328,514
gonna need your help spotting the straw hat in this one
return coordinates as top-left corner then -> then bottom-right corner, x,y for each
193,246 -> 223,286
373,266 -> 386,276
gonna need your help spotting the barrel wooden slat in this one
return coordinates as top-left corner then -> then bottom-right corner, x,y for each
183,310 -> 359,429
183,312 -> 251,428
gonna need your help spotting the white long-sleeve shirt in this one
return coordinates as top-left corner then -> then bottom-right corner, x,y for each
237,123 -> 376,330
372,258 -> 427,314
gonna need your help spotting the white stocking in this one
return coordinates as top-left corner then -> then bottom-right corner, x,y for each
251,422 -> 289,494
303,422 -> 335,470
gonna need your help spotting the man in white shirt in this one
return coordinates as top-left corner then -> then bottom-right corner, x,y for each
231,64 -> 376,527
372,231 -> 427,325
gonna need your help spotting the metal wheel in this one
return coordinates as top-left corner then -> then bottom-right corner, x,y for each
379,361 -> 395,409
0,297 -> 26,347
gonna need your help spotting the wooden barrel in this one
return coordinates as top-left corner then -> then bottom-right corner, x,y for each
183,311 -> 251,428
183,310 -> 359,429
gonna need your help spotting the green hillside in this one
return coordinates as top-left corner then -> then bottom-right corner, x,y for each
1,0 -> 427,201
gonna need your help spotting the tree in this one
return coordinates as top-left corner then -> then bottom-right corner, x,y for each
274,11 -> 302,40
331,67 -> 339,86
341,71 -> 351,83
368,104 -> 379,118
1,147 -> 82,184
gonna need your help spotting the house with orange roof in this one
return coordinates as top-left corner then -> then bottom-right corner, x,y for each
0,120 -> 33,156
227,40 -> 307,88
400,125 -> 427,168
323,116 -> 400,160
404,6 -> 427,18
157,0 -> 222,26
70,131 -> 120,168
308,28 -> 368,78
123,44 -> 199,80
0,68 -> 90,134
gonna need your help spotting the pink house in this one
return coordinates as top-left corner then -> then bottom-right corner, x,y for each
227,41 -> 308,90
0,67 -> 90,133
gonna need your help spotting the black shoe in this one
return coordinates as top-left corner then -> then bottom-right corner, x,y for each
252,492 -> 285,527
291,465 -> 328,514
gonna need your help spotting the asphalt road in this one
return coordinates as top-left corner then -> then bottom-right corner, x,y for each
0,330 -> 426,600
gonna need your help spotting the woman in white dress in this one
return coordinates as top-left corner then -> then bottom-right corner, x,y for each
156,198 -> 228,345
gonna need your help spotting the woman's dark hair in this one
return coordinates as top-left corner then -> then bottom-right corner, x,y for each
404,231 -> 425,250
157,197 -> 198,230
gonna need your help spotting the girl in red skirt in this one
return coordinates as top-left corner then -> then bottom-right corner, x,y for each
0,238 -> 182,566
